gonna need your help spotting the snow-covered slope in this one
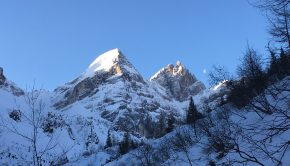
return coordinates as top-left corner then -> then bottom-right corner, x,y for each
53,48 -> 145,109
1,48 -> 289,166
51,49 -> 191,135
109,77 -> 290,166
0,49 -> 224,165
84,48 -> 140,78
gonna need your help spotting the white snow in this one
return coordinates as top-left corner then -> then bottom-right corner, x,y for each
84,48 -> 121,77
2,49 -> 289,166
212,80 -> 228,91
150,67 -> 165,81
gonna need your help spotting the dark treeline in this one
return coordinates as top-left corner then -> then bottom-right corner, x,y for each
209,0 -> 290,108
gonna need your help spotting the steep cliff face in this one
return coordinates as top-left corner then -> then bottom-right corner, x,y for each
0,67 -> 24,96
150,61 -> 205,101
0,67 -> 6,85
52,49 -> 182,134
53,49 -> 145,109
0,49 -> 213,165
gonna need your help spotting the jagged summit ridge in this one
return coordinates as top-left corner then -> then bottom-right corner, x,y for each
53,49 -> 145,109
0,50 -> 210,165
150,61 -> 195,80
150,61 -> 205,101
83,48 -> 139,78
87,48 -> 121,73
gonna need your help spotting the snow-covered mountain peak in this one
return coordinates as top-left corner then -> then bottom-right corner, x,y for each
150,61 -> 205,101
172,60 -> 185,76
83,48 -> 139,78
85,48 -> 120,76
150,61 -> 188,80
53,49 -> 145,109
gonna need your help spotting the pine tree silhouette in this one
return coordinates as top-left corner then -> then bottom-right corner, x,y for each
186,97 -> 202,124
106,130 -> 112,148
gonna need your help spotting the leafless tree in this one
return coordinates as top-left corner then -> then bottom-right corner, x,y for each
0,85 -> 58,166
162,128 -> 197,166
201,77 -> 290,165
243,78 -> 290,165
208,65 -> 232,86
237,46 -> 264,79
131,127 -> 198,166
251,0 -> 290,49
131,144 -> 156,166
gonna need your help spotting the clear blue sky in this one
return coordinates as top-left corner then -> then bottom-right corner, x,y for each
0,0 -> 268,90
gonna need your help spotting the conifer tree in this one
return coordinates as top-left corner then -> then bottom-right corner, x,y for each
186,97 -> 202,124
157,111 -> 166,137
86,125 -> 99,150
278,48 -> 290,75
268,50 -> 279,76
119,132 -> 130,155
131,140 -> 137,149
106,130 -> 112,148
186,97 -> 203,138
166,113 -> 175,133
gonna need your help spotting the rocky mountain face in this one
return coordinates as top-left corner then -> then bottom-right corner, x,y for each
150,61 -> 205,101
53,49 -> 145,109
53,50 -> 205,110
52,49 -> 192,136
1,49 -> 290,166
0,67 -> 6,85
0,67 -> 24,96
0,49 -> 209,165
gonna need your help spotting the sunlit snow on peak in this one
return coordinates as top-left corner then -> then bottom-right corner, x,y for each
84,48 -> 121,77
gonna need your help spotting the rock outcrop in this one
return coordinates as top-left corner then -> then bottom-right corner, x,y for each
150,61 -> 205,101
51,49 -> 207,137
53,49 -> 146,109
0,67 -> 24,96
52,49 -> 183,136
0,67 -> 6,85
